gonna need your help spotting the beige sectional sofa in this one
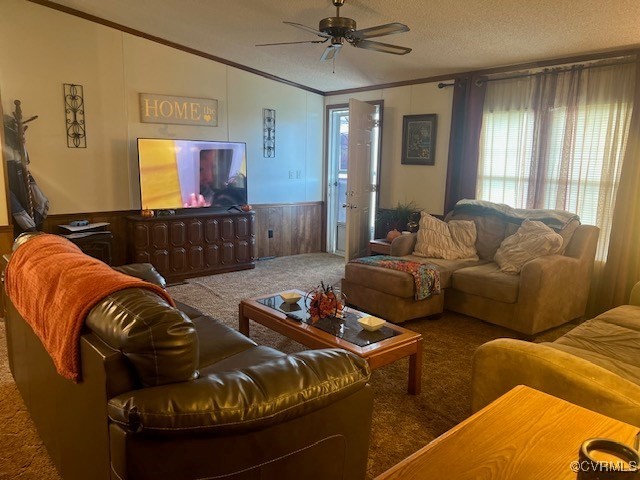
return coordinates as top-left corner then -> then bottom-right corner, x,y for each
342,202 -> 599,335
471,281 -> 640,427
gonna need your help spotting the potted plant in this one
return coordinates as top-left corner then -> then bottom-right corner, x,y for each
375,201 -> 421,240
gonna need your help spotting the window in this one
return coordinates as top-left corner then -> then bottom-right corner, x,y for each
476,64 -> 635,261
477,109 -> 535,207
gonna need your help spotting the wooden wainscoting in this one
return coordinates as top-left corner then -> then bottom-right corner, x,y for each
253,202 -> 325,258
0,225 -> 15,255
39,202 -> 324,265
42,210 -> 137,266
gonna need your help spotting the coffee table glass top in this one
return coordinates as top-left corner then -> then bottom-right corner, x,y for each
257,295 -> 400,348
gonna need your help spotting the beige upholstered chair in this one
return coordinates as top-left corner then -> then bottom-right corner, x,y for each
472,281 -> 640,427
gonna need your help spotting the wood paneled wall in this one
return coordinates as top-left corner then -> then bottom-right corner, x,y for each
35,201 -> 324,266
253,202 -> 325,258
0,225 -> 14,255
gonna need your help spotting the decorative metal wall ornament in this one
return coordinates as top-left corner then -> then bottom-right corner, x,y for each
263,108 -> 275,157
63,83 -> 86,148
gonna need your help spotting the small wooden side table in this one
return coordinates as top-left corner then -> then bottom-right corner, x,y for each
369,239 -> 392,256
376,385 -> 639,480
67,232 -> 114,265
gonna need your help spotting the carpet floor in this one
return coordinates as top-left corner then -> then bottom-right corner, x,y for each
0,253 -> 575,479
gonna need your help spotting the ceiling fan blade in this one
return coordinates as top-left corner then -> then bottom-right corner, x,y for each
256,39 -> 327,47
283,21 -> 332,39
353,39 -> 411,55
320,43 -> 342,61
350,22 -> 410,40
320,45 -> 334,61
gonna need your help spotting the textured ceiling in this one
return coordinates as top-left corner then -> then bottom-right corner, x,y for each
45,0 -> 640,93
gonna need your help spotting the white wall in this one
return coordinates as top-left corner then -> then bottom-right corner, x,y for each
326,83 -> 454,215
0,0 -> 323,222
226,69 -> 324,203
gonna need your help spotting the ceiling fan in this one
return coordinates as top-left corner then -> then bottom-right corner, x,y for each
256,0 -> 411,62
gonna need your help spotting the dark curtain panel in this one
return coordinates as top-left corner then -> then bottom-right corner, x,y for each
594,60 -> 640,313
443,75 -> 487,214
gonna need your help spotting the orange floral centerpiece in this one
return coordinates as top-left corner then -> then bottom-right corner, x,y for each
306,282 -> 345,322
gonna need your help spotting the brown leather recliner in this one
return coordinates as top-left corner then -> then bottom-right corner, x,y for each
3,243 -> 373,480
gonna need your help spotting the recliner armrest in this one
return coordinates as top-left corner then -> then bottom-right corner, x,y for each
108,348 -> 370,434
519,254 -> 582,298
472,338 -> 640,427
519,254 -> 582,297
516,254 -> 587,332
113,263 -> 167,288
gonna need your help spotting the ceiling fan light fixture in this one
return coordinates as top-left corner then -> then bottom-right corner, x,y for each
321,43 -> 342,61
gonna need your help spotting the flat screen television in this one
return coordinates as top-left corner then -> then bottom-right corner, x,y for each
137,138 -> 247,210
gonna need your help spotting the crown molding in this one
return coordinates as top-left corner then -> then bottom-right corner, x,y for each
27,1 -> 640,98
324,46 -> 640,96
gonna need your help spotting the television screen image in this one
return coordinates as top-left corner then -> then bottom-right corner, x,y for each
137,139 -> 247,210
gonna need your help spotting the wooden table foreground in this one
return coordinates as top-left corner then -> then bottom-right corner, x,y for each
376,385 -> 639,480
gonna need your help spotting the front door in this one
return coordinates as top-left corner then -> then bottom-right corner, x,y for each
345,99 -> 376,261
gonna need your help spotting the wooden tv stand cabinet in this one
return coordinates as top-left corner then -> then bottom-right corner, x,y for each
126,210 -> 256,283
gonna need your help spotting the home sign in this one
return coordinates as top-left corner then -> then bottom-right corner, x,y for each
139,93 -> 218,127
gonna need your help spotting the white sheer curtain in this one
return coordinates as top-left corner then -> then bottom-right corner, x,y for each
477,62 -> 636,261
477,77 -> 536,207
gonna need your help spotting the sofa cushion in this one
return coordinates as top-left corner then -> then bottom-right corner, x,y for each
345,262 -> 414,298
494,220 -> 563,274
199,345 -> 286,375
452,262 -> 520,303
545,305 -> 640,385
403,255 -> 485,289
414,212 -> 478,260
447,212 -> 509,260
345,256 -> 482,297
191,315 -> 257,368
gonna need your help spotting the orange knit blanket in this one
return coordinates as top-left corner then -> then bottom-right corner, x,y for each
5,234 -> 175,381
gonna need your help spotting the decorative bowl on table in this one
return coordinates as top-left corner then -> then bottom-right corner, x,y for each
279,292 -> 302,305
358,316 -> 386,332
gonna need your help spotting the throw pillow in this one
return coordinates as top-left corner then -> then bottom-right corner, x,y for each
446,211 -> 507,260
413,212 -> 478,260
494,219 -> 563,274
557,219 -> 580,254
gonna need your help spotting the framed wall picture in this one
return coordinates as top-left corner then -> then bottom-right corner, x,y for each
401,114 -> 437,165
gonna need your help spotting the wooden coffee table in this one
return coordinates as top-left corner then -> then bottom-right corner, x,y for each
239,289 -> 423,394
